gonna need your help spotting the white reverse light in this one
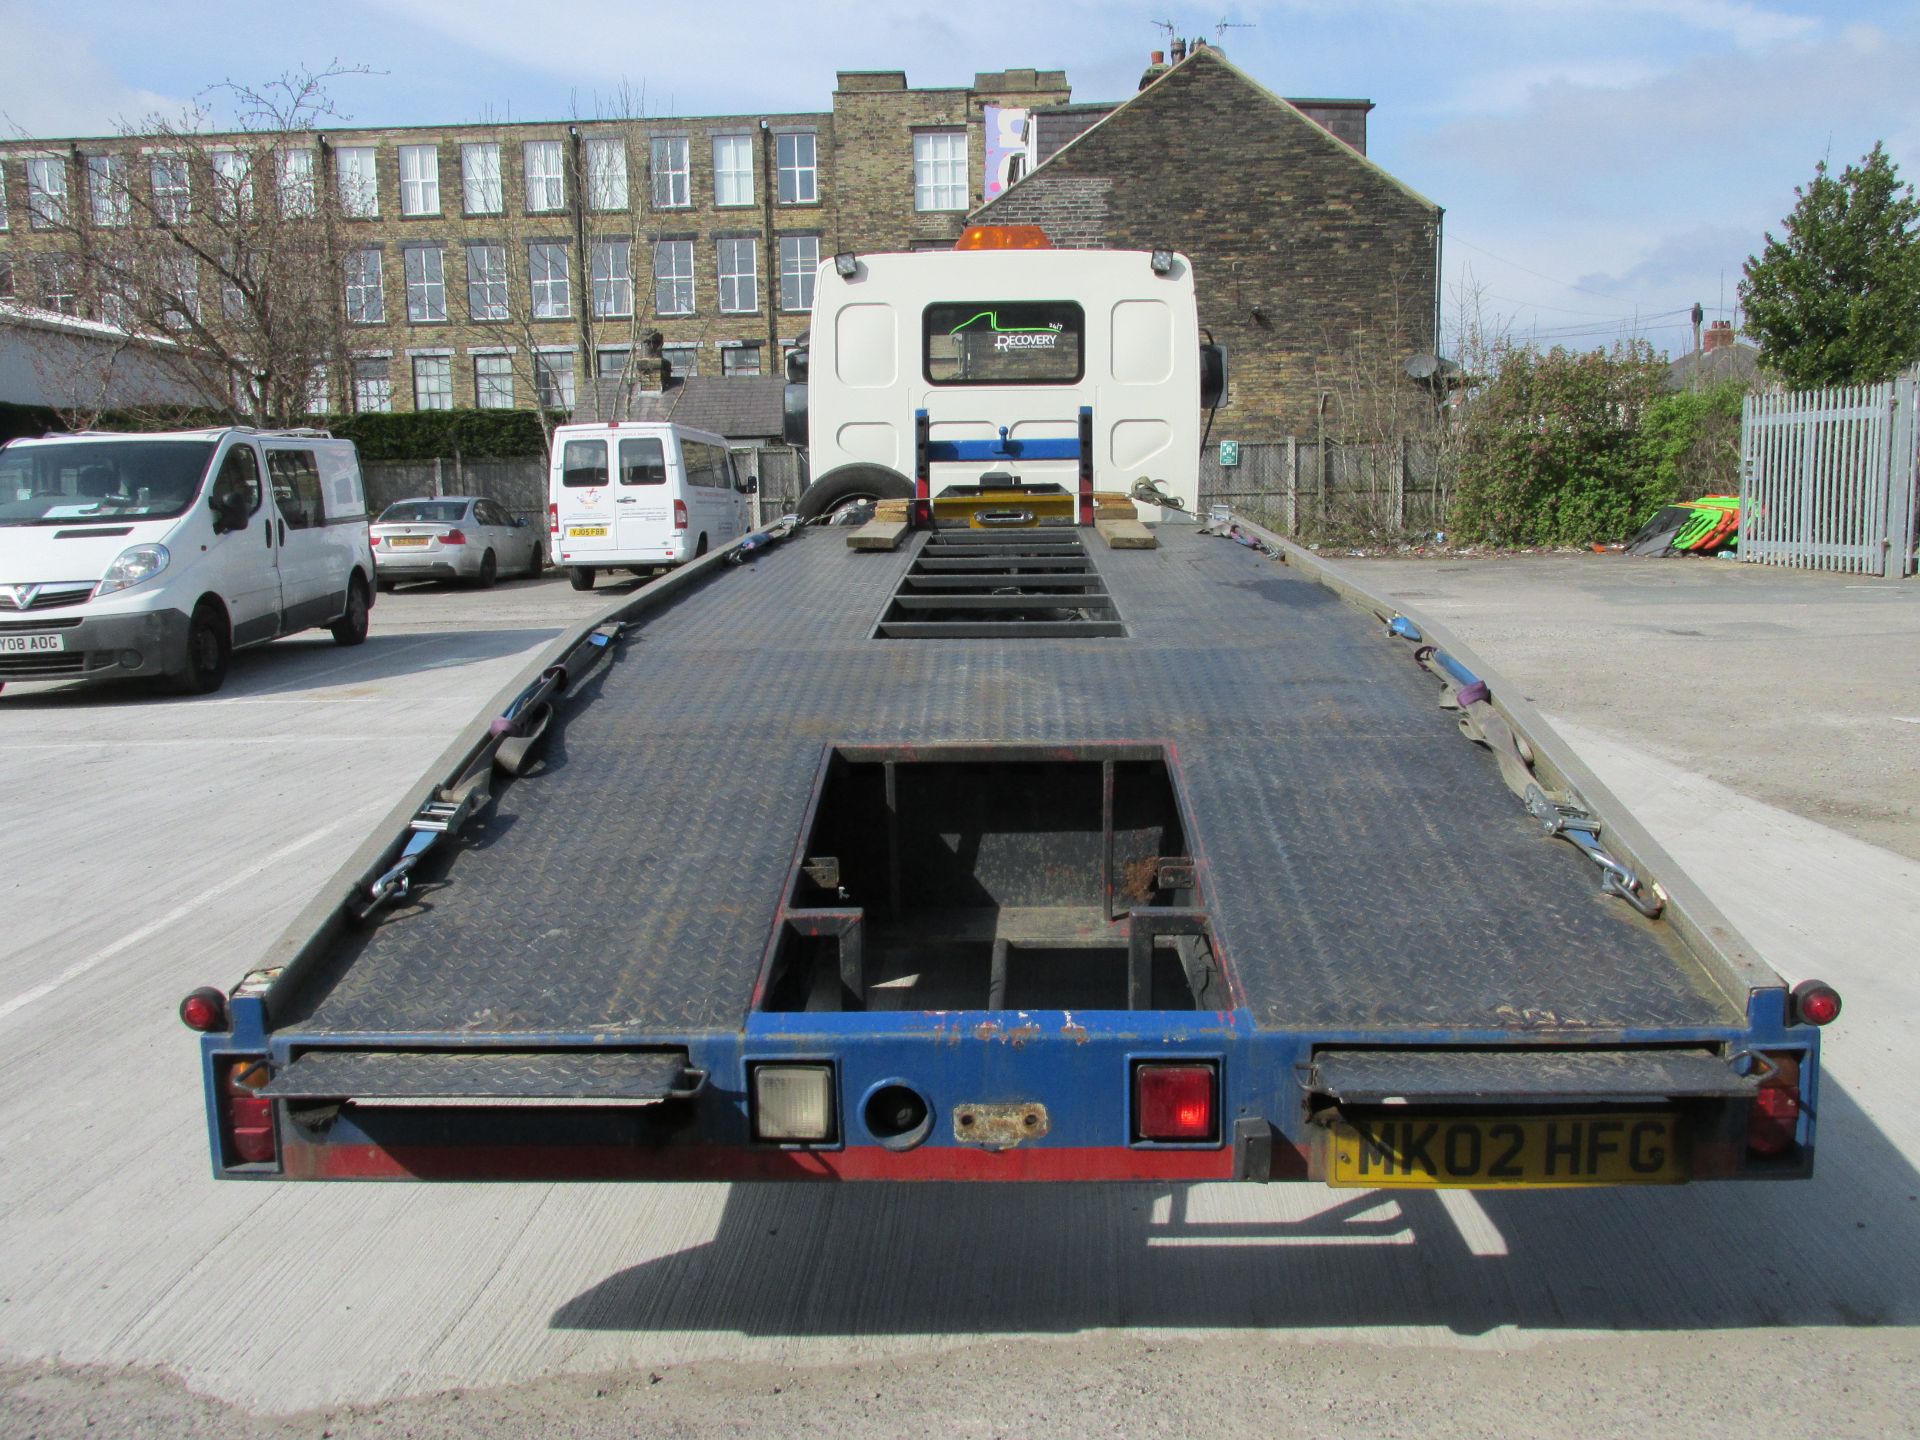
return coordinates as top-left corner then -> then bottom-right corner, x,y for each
753,1064 -> 835,1142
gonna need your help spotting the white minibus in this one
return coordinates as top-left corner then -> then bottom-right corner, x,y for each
547,422 -> 754,591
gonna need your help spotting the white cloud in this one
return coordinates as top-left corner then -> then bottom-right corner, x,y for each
0,2 -> 183,137
1336,0 -> 1820,49
377,0 -> 1150,110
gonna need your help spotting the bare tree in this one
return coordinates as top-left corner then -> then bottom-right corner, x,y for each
42,66 -> 368,426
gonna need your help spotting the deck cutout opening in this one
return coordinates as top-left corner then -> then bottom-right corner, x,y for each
872,528 -> 1125,639
757,744 -> 1226,1013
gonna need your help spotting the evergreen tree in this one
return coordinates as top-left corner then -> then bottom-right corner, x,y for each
1739,143 -> 1920,387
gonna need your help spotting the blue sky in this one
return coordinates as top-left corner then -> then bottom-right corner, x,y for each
4,0 -> 1914,359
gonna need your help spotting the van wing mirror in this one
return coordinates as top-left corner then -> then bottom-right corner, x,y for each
782,381 -> 809,447
1200,343 -> 1228,410
209,491 -> 249,534
785,346 -> 808,383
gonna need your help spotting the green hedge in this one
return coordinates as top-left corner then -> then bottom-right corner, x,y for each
1452,345 -> 1675,546
310,409 -> 556,462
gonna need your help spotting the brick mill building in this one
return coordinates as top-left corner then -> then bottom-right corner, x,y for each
0,48 -> 1440,441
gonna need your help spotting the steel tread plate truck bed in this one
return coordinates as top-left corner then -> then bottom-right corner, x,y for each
193,523 -> 1832,1188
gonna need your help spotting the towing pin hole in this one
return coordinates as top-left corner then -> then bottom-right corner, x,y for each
863,1082 -> 934,1151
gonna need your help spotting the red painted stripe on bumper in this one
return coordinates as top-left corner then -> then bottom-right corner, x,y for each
281,1139 -> 1242,1183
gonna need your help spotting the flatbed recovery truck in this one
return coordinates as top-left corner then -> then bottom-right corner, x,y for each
183,235 -> 1840,1190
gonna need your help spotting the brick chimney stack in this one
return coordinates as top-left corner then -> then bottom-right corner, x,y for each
1703,320 -> 1735,353
1140,50 -> 1169,90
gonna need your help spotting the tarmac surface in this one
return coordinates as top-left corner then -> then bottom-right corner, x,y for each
1,553 -> 1916,1437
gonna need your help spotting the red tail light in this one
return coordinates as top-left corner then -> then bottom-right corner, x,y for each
1134,1062 -> 1217,1142
1790,979 -> 1841,1026
548,502 -> 559,535
369,533 -> 381,545
178,987 -> 227,1032
1747,1051 -> 1801,1158
673,499 -> 688,531
442,528 -> 467,545
220,1058 -> 277,1166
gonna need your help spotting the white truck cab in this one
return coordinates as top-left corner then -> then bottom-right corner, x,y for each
784,235 -> 1226,523
0,426 -> 375,694
547,421 -> 754,591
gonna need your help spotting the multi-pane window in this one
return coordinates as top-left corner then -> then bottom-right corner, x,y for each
337,146 -> 378,217
473,353 -> 514,409
596,346 -> 629,378
713,134 -> 753,206
461,142 -> 502,214
524,140 -> 565,212
399,145 -> 440,215
278,149 -> 316,216
465,242 -> 509,320
352,357 -> 392,412
404,246 -> 446,322
662,342 -> 698,377
721,343 -> 762,377
717,237 -> 757,313
160,254 -> 200,329
151,154 -> 190,223
590,240 -> 632,318
650,136 -> 690,208
586,138 -> 628,210
412,354 -> 453,410
653,240 -> 694,316
87,155 -> 130,227
535,350 -> 575,410
779,235 -> 820,313
776,132 -> 817,204
345,249 -> 384,324
913,131 -> 968,211
26,156 -> 68,228
305,366 -> 329,414
212,149 -> 253,219
0,256 -> 13,295
221,255 -> 248,319
529,242 -> 570,318
36,257 -> 77,315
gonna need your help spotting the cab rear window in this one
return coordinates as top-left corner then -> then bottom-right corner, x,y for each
561,440 -> 609,487
923,301 -> 1085,386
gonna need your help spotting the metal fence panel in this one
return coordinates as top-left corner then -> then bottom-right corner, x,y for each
362,456 -> 547,526
1740,379 -> 1915,577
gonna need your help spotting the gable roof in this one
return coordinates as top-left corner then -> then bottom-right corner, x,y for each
977,46 -> 1439,219
572,374 -> 787,440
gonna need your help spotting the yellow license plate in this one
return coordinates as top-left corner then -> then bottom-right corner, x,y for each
388,536 -> 428,547
567,526 -> 608,538
1327,1112 -> 1683,1188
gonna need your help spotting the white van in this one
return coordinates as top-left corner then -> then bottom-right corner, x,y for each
547,422 -> 754,591
0,427 -> 375,695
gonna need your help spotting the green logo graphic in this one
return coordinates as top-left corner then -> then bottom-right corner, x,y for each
949,310 -> 1065,352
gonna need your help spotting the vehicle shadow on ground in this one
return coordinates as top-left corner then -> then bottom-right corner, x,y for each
551,1080 -> 1920,1337
0,626 -> 563,707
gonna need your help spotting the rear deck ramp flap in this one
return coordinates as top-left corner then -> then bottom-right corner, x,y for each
1309,1048 -> 1758,1105
262,1050 -> 694,1101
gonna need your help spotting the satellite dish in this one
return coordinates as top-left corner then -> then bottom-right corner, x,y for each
1403,353 -> 1440,380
